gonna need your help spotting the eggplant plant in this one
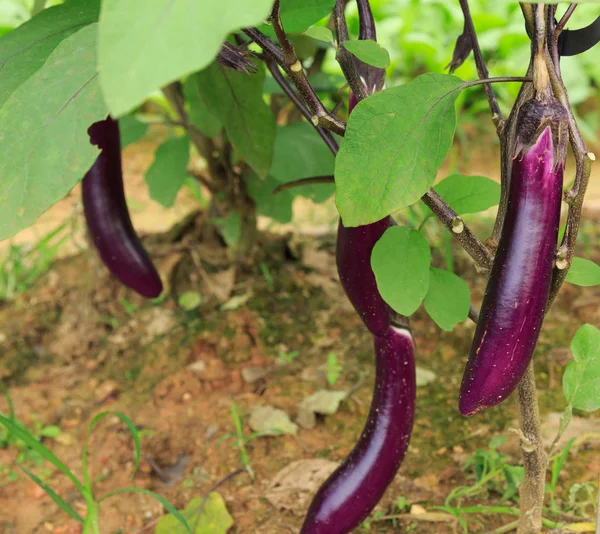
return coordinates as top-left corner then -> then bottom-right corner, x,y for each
0,1 -> 599,533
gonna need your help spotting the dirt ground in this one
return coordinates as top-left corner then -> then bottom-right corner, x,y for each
0,128 -> 599,534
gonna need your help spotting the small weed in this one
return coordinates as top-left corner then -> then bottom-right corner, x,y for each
326,353 -> 343,386
278,349 -> 299,365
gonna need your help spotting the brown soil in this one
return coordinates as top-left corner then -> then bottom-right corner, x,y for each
0,132 -> 599,534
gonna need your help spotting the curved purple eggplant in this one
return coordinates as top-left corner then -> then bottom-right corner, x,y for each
336,217 -> 394,336
300,325 -> 416,534
82,117 -> 163,298
459,100 -> 568,416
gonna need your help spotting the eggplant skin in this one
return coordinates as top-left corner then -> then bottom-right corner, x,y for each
337,217 -> 394,336
82,117 -> 163,298
459,126 -> 563,416
300,326 -> 416,534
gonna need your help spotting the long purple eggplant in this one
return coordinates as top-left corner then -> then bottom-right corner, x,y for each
459,99 -> 568,416
82,117 -> 163,298
336,217 -> 394,336
300,325 -> 416,534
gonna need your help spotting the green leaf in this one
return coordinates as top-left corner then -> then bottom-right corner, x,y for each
213,211 -> 241,247
343,40 -> 390,68
563,324 -> 600,411
19,463 -> 85,523
119,115 -> 148,149
335,73 -> 464,227
183,74 -> 222,138
145,136 -> 190,208
371,226 -> 431,315
431,174 -> 501,215
247,174 -> 293,223
155,493 -> 233,534
98,0 -> 273,116
423,267 -> 470,331
259,0 -> 335,36
178,291 -> 202,311
303,26 -> 333,44
0,414 -> 86,494
0,24 -> 108,240
0,0 -> 100,109
195,61 -> 275,177
270,123 -> 335,203
566,257 -> 600,287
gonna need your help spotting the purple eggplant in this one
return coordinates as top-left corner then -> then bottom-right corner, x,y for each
459,99 -> 568,416
82,117 -> 163,298
336,217 -> 394,336
300,325 -> 416,534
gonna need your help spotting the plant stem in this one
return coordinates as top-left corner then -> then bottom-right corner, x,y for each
333,0 -> 368,101
556,4 -> 577,35
516,363 -> 547,534
265,59 -> 339,155
458,0 -> 503,131
273,176 -> 335,194
243,26 -> 346,136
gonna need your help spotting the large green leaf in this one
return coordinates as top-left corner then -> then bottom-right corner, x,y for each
259,0 -> 335,36
423,267 -> 470,331
371,226 -> 431,315
155,493 -> 234,534
98,0 -> 273,116
335,73 -> 464,227
565,257 -> 600,287
195,61 -> 275,177
270,122 -> 335,203
0,0 -> 100,109
563,324 -> 600,412
0,24 -> 108,240
145,136 -> 190,208
119,115 -> 148,149
183,74 -> 222,138
431,174 -> 500,215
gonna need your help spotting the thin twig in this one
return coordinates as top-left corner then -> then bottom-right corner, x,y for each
458,0 -> 503,131
333,0 -> 368,101
265,59 -> 339,155
243,26 -> 346,136
468,305 -> 480,324
273,176 -> 335,194
556,4 -> 577,35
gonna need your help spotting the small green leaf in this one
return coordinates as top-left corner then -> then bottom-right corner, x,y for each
145,136 -> 190,208
424,267 -> 470,331
195,61 -> 275,177
119,115 -> 148,149
183,74 -> 222,138
343,40 -> 390,68
303,26 -> 333,44
431,174 -> 500,215
154,493 -> 233,534
19,463 -> 84,523
39,425 -> 61,438
566,257 -> 600,287
563,324 -> 600,411
178,291 -> 202,311
98,0 -> 273,116
371,226 -> 431,315
0,24 -> 108,240
336,73 -> 464,226
247,174 -> 293,223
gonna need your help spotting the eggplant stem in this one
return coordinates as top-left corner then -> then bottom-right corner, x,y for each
555,4 -> 577,35
243,18 -> 347,137
333,0 -> 368,102
458,0 -> 503,132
